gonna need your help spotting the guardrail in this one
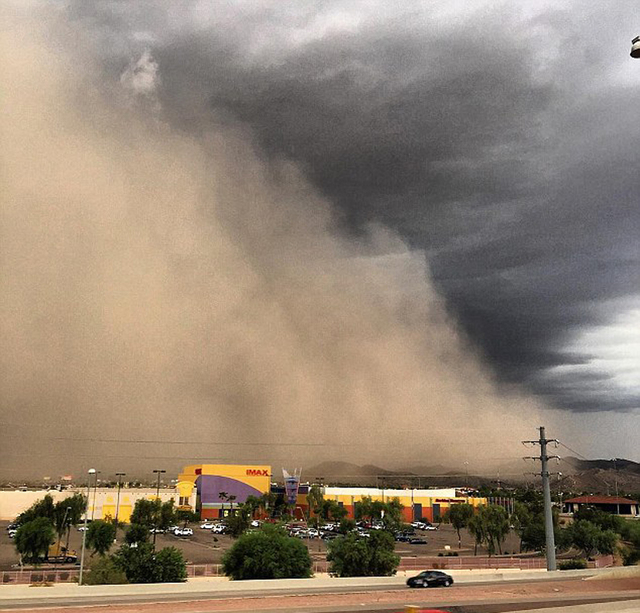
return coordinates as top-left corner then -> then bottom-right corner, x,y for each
1,555 -> 614,584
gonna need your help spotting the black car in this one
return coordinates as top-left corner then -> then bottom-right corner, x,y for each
409,537 -> 427,544
407,570 -> 454,588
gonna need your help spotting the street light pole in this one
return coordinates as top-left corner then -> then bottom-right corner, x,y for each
152,469 -> 166,547
91,471 -> 101,521
79,468 -> 96,586
612,458 -> 620,516
114,472 -> 126,542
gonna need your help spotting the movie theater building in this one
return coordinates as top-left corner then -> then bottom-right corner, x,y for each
177,464 -> 272,519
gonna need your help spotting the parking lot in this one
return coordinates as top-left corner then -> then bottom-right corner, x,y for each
0,520 -> 521,570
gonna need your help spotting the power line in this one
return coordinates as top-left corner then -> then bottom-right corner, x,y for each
557,441 -> 589,461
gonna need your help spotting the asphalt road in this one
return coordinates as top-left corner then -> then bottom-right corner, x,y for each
1,575 -> 638,612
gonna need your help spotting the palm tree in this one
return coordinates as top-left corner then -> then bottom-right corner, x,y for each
219,492 -> 229,519
244,496 -> 261,519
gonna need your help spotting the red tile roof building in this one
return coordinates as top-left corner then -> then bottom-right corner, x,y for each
563,495 -> 639,516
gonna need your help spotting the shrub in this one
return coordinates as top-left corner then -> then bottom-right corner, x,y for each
84,557 -> 128,585
558,558 -> 587,570
155,547 -> 187,583
327,530 -> 399,577
622,546 -> 640,566
112,543 -> 158,583
222,524 -> 312,580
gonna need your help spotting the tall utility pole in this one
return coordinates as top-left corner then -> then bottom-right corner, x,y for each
523,426 -> 559,571
114,472 -> 126,542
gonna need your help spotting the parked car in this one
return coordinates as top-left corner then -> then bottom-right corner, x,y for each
407,570 -> 454,588
200,522 -> 215,530
8,529 -> 17,539
173,527 -> 193,537
409,537 -> 428,545
6,523 -> 18,531
149,528 -> 165,534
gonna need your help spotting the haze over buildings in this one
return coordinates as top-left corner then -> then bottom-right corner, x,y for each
1,1 -> 638,479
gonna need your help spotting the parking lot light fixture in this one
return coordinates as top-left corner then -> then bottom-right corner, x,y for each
632,36 -> 640,58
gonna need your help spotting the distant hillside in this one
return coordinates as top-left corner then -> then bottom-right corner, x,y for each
304,457 -> 640,494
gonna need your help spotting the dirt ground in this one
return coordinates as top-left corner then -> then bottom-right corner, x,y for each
0,520 -> 522,570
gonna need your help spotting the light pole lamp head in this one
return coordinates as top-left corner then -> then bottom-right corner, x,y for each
632,36 -> 640,58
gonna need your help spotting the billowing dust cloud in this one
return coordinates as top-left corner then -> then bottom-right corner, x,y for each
0,6 -> 553,479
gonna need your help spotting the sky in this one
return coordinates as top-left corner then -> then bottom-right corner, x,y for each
1,1 -> 639,479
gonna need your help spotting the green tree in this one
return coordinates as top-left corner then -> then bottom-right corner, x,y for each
175,509 -> 199,526
327,530 -> 399,577
113,542 -> 158,583
467,509 -> 487,556
259,492 -> 276,517
381,498 -> 404,532
125,523 -> 149,546
354,496 -> 375,522
307,485 -> 324,520
484,505 -> 510,555
87,520 -> 116,556
354,496 -> 404,531
467,505 -> 510,556
573,507 -> 626,534
130,499 -> 160,529
14,518 -> 55,563
447,503 -> 474,549
319,499 -> 348,523
16,494 -> 56,526
243,495 -> 262,519
158,499 -> 176,530
339,518 -> 356,534
84,556 -> 128,585
219,491 -> 229,517
568,520 -> 618,558
226,506 -> 251,538
129,498 -> 175,531
222,524 -> 312,580
155,546 -> 187,582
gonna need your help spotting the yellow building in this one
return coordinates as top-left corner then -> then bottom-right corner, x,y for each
322,487 -> 486,522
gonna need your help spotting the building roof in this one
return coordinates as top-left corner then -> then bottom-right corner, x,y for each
564,495 -> 638,505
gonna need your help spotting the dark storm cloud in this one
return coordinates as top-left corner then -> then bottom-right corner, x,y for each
57,0 -> 640,416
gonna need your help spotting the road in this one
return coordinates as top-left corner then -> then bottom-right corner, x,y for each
0,573 -> 638,613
